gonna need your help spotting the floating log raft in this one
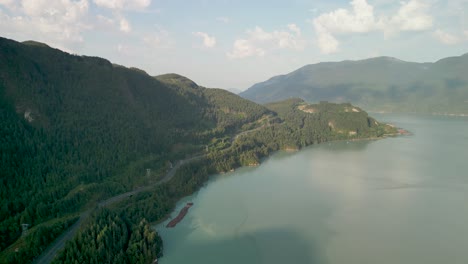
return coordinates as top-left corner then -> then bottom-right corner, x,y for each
166,203 -> 193,228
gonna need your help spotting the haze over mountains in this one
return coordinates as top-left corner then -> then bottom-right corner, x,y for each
241,54 -> 468,114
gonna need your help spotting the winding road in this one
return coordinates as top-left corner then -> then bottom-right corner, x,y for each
33,125 -> 265,264
33,155 -> 204,264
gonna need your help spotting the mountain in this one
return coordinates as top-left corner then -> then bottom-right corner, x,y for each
240,54 -> 468,114
155,73 -> 272,132
0,37 -> 274,263
0,37 -> 395,264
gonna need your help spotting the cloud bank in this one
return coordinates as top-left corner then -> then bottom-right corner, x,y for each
0,0 -> 89,51
227,24 -> 305,59
312,0 -> 433,54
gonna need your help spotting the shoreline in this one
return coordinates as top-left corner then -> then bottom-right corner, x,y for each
292,128 -> 411,147
370,111 -> 468,117
154,126 -> 410,262
431,113 -> 468,117
156,126 -> 409,226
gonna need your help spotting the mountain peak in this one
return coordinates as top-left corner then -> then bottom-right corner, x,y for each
22,40 -> 50,48
155,73 -> 199,89
361,56 -> 406,63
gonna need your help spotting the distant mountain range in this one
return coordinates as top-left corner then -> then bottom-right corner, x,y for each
240,54 -> 468,114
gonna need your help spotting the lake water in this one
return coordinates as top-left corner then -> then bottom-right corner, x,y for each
156,114 -> 468,264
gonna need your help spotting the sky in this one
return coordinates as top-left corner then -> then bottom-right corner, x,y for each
1,0 -> 467,90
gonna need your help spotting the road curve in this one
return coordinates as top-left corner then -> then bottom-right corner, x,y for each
33,210 -> 90,264
34,124 -> 262,264
33,154 -> 204,264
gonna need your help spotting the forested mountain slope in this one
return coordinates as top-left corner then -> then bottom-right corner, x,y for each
155,73 -> 273,132
0,37 -> 271,263
0,37 -> 396,263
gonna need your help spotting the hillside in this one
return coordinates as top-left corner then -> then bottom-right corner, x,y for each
0,37 -> 395,264
155,73 -> 273,132
240,54 -> 468,114
0,37 -> 273,263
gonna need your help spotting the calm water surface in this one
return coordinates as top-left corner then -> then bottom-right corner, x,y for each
156,114 -> 468,264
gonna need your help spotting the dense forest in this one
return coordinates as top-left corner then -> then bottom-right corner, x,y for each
0,37 -> 396,263
206,99 -> 396,172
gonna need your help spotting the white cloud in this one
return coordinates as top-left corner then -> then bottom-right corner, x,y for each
193,32 -> 216,48
314,0 -> 377,34
314,24 -> 340,54
0,0 -> 17,9
192,32 -> 216,48
464,30 -> 468,39
119,17 -> 131,32
433,29 -> 460,45
382,0 -> 433,36
93,0 -> 150,10
216,16 -> 230,23
312,0 -> 378,54
288,23 -> 301,36
227,25 -> 305,59
96,14 -> 135,34
97,14 -> 114,26
0,0 -> 90,51
228,39 -> 266,59
91,0 -> 152,33
312,0 -> 434,54
143,27 -> 173,49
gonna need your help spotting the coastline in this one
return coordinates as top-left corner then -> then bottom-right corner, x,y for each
370,111 -> 468,117
431,113 -> 468,117
153,115 -> 468,264
154,125 -> 411,263
154,124 -> 409,238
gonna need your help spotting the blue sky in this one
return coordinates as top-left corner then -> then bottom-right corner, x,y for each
1,0 -> 467,90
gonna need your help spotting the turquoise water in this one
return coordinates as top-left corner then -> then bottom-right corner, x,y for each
156,114 -> 468,264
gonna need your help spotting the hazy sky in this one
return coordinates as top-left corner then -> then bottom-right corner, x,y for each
1,0 -> 467,90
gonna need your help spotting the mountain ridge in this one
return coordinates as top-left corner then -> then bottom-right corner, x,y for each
241,53 -> 468,114
0,36 -> 275,263
0,36 -> 397,264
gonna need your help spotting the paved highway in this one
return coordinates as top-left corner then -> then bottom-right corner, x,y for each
34,125 -> 263,264
33,154 -> 204,264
